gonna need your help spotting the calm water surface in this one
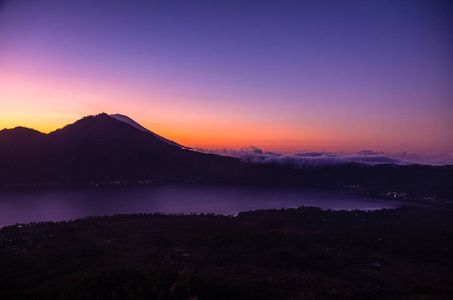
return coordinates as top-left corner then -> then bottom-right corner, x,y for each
0,185 -> 405,228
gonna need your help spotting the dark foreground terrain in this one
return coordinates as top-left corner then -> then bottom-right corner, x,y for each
1,206 -> 452,299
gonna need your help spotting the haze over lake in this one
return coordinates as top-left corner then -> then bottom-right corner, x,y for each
0,185 -> 405,228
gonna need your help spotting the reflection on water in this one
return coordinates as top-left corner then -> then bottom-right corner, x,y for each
0,185 -> 404,228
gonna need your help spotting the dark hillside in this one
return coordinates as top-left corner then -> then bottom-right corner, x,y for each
1,206 -> 452,299
0,114 -> 242,184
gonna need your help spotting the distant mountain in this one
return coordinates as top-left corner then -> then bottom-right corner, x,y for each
110,114 -> 183,148
0,113 -> 241,185
0,113 -> 452,198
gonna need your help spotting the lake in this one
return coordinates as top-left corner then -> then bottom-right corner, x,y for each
0,185 -> 405,228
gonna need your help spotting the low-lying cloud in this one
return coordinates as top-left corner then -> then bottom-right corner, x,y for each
194,146 -> 453,167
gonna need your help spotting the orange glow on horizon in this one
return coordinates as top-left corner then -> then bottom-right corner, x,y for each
1,1 -> 452,157
1,67 -> 452,155
0,114 -> 451,154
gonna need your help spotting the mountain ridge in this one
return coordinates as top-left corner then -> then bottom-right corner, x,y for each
0,113 -> 242,185
0,113 -> 452,198
110,113 -> 183,148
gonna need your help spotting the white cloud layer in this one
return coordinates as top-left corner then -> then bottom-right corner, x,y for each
193,146 -> 453,167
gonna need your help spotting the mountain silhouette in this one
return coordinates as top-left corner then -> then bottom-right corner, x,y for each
0,113 -> 452,197
0,113 -> 240,184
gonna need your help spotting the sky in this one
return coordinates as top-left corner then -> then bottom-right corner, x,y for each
0,0 -> 452,154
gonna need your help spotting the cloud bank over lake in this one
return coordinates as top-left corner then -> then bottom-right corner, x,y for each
194,147 -> 453,167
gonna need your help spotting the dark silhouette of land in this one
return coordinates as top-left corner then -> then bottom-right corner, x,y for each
1,114 -> 452,299
0,113 -> 241,185
1,206 -> 452,299
1,113 -> 452,199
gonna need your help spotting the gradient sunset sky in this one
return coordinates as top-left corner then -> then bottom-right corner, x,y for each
0,0 -> 452,153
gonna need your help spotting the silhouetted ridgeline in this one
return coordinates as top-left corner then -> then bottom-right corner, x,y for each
0,113 -> 241,185
0,113 -> 452,198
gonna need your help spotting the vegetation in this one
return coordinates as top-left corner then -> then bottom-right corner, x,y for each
1,206 -> 452,299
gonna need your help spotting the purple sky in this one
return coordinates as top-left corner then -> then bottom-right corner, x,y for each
0,0 -> 452,153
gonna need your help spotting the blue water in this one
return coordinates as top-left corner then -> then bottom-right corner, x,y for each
0,185 -> 404,228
